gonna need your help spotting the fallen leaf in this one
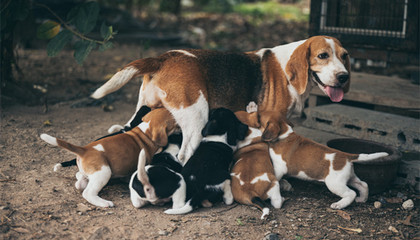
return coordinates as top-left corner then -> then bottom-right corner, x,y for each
401,215 -> 414,227
12,227 -> 30,233
337,226 -> 362,233
327,209 -> 351,220
386,197 -> 403,204
43,120 -> 52,126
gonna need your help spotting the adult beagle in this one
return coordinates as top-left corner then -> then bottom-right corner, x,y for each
91,36 -> 351,162
40,108 -> 177,207
236,111 -> 389,210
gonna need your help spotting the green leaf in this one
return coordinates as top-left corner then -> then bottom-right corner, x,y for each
37,21 -> 61,40
66,5 -> 80,24
100,22 -> 113,41
46,29 -> 73,57
74,40 -> 97,65
99,41 -> 113,52
75,2 -> 99,34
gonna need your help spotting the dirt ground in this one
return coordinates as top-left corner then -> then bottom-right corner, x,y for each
1,18 -> 419,239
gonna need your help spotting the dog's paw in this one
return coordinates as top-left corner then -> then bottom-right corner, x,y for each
279,179 -> 293,192
246,101 -> 258,113
330,202 -> 345,210
223,193 -> 234,205
355,196 -> 368,203
95,200 -> 115,208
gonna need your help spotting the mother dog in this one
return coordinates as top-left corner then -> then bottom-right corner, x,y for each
92,36 -> 351,162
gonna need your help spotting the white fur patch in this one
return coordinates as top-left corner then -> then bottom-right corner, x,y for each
107,124 -> 124,134
168,50 -> 197,58
230,172 -> 245,186
93,144 -> 105,152
139,121 -> 150,133
237,127 -> 262,149
270,39 -> 306,80
250,173 -> 270,184
202,133 -> 228,145
325,153 -> 336,162
278,125 -> 294,140
268,149 -> 288,180
40,133 -> 58,146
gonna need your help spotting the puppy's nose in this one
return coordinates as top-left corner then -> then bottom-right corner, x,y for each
337,73 -> 349,84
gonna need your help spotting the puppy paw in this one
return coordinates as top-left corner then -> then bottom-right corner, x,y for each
246,101 -> 258,113
355,196 -> 368,203
201,200 -> 213,208
330,202 -> 344,210
96,200 -> 115,208
279,179 -> 293,192
107,124 -> 124,134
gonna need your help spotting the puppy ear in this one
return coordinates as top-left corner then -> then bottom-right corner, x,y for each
286,41 -> 310,95
152,128 -> 168,147
236,121 -> 249,141
262,122 -> 281,142
201,120 -> 216,137
235,111 -> 260,128
227,118 -> 249,146
343,54 -> 351,93
130,105 -> 152,128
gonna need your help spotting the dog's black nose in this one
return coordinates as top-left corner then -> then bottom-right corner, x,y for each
337,73 -> 349,84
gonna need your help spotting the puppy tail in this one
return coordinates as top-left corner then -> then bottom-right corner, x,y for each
137,149 -> 156,201
53,159 -> 77,172
353,152 -> 389,162
40,133 -> 86,156
91,58 -> 162,99
251,197 -> 270,220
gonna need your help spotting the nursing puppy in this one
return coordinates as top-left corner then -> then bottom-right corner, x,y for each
231,126 -> 283,219
165,108 -> 248,214
91,36 -> 351,163
40,108 -> 177,207
129,133 -> 187,210
237,111 -> 389,209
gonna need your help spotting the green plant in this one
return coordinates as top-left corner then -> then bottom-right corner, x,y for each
36,2 -> 116,65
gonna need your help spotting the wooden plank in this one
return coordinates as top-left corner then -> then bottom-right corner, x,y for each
310,72 -> 420,109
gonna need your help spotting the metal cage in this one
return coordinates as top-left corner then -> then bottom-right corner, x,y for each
310,0 -> 419,64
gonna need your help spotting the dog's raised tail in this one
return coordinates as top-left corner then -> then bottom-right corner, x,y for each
91,58 -> 162,99
251,197 -> 270,220
354,152 -> 389,162
40,134 -> 86,156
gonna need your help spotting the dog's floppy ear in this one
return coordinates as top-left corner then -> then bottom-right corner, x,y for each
286,40 -> 310,95
235,111 -> 260,128
227,117 -> 248,146
151,128 -> 169,147
201,119 -> 217,137
262,122 -> 281,142
130,105 -> 151,128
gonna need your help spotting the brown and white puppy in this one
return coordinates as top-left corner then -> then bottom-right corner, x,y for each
40,108 -> 177,207
230,120 -> 283,219
236,111 -> 389,209
91,36 -> 351,162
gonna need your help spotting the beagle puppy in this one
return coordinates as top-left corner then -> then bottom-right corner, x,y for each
164,108 -> 248,215
236,111 -> 389,209
91,36 -> 351,162
230,125 -> 283,219
129,133 -> 186,211
40,108 -> 177,207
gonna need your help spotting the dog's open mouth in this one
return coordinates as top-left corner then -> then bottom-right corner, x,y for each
311,71 -> 344,102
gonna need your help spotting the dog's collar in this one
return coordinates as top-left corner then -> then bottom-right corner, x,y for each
311,71 -> 326,88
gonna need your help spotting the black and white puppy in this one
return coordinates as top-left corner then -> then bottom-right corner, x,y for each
129,133 -> 187,210
165,108 -> 248,214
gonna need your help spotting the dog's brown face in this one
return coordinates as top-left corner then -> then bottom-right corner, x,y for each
142,108 -> 178,147
287,36 -> 351,102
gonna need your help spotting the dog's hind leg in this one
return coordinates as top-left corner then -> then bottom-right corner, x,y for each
75,171 -> 88,190
170,177 -> 187,209
267,181 -> 284,209
348,172 -> 369,203
325,177 -> 357,209
167,92 -> 208,163
82,166 -> 114,207
222,179 -> 234,205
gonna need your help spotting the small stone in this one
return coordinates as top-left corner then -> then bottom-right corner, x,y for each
402,199 -> 414,210
374,201 -> 382,209
264,233 -> 280,240
158,230 -> 168,236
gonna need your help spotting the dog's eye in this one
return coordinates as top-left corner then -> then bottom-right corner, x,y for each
318,53 -> 329,59
341,53 -> 349,60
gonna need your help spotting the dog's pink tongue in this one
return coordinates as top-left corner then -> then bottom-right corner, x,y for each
325,86 -> 344,102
